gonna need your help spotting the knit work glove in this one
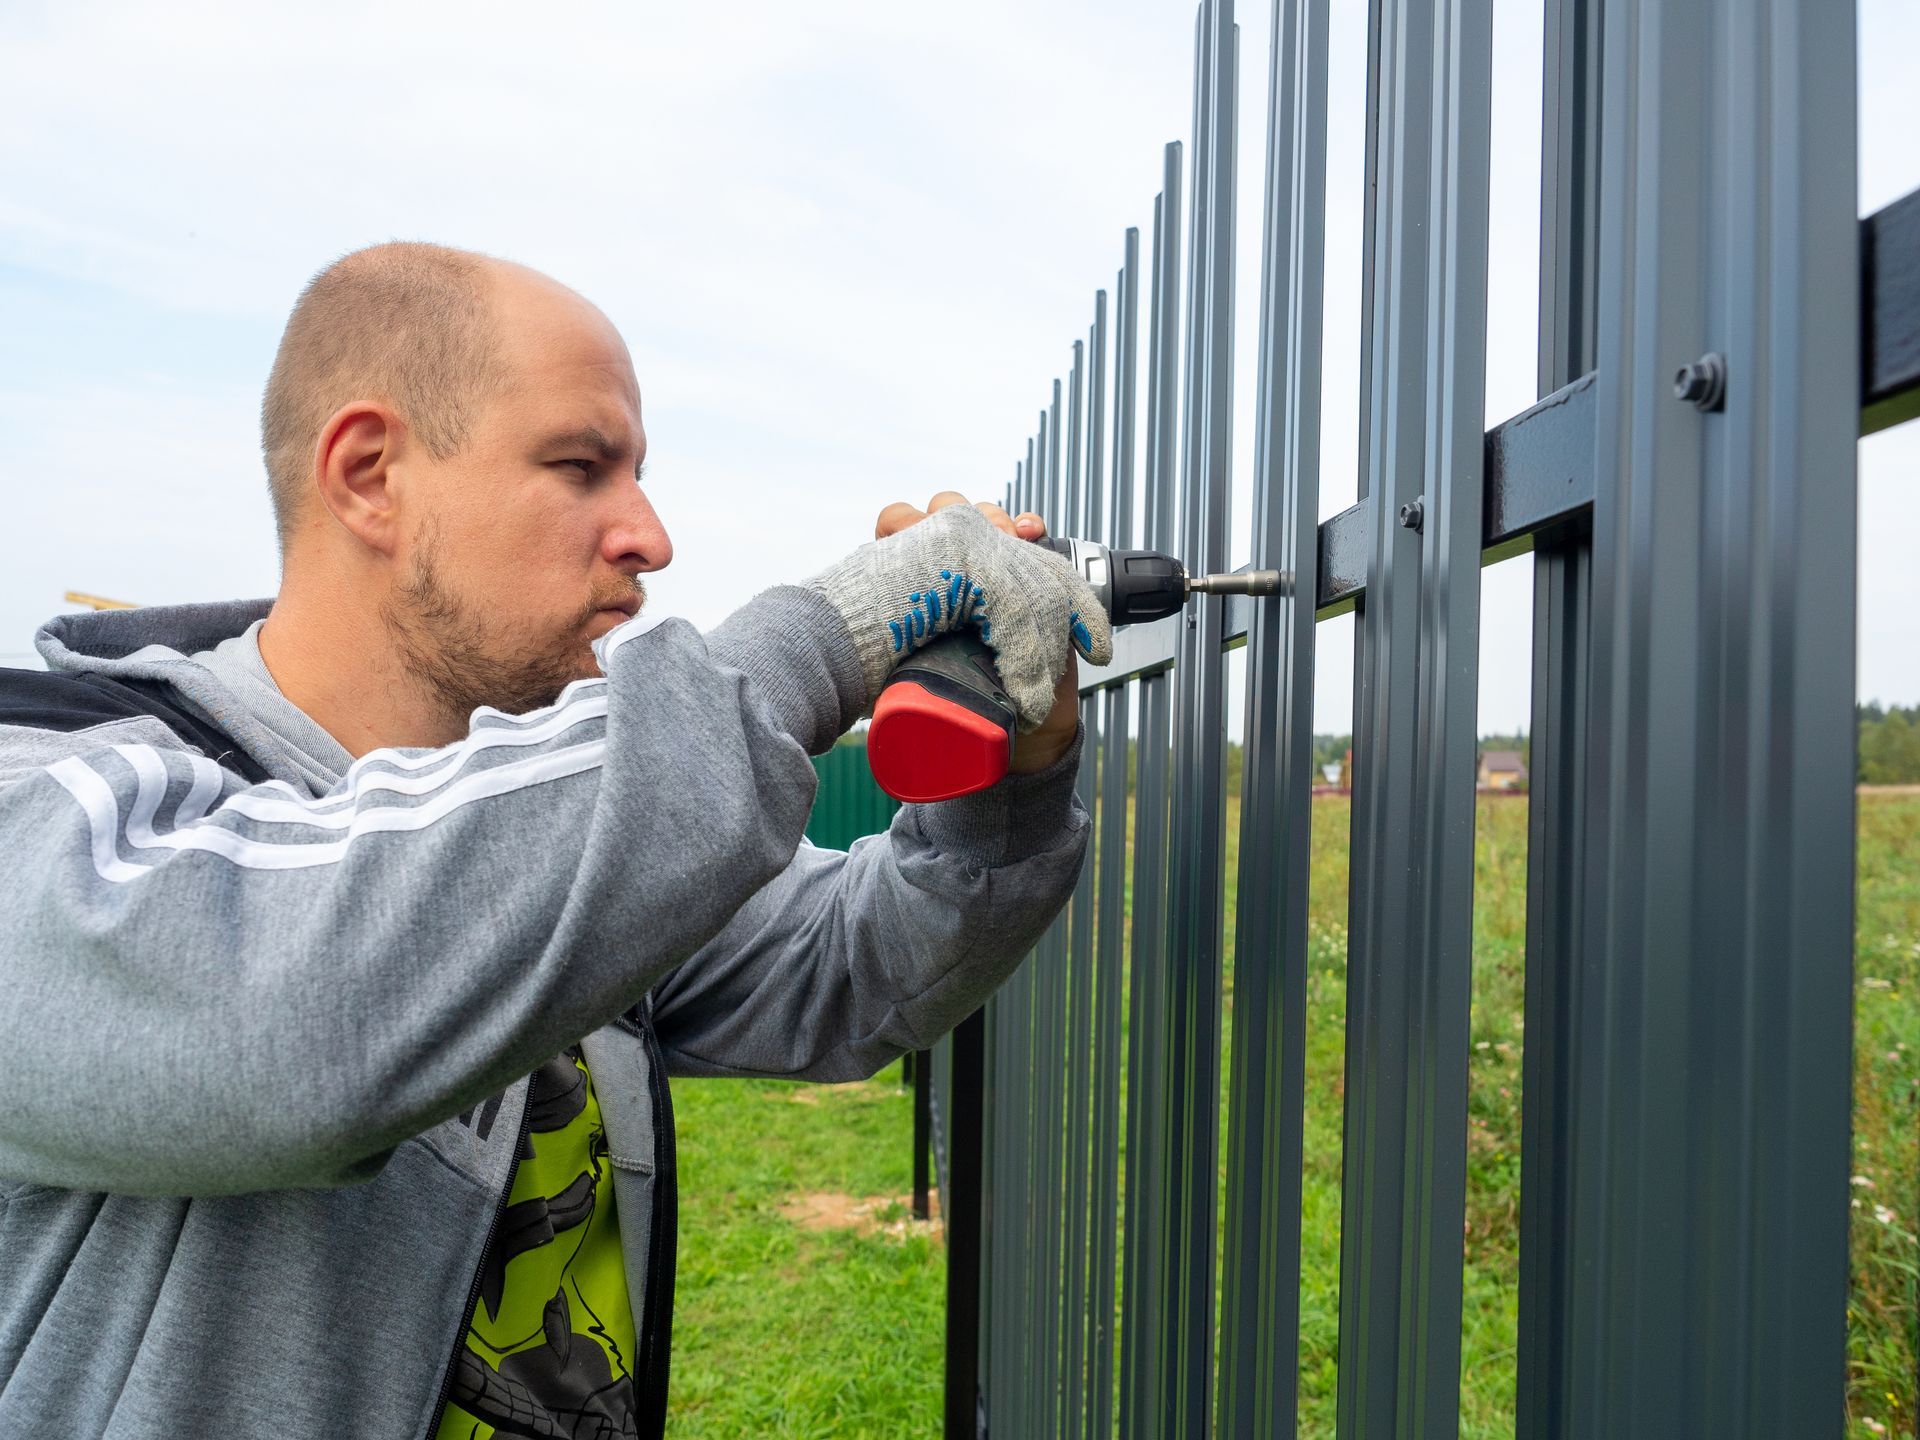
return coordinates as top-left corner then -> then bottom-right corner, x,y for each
808,503 -> 1114,730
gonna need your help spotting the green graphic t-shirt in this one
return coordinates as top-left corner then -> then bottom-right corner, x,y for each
435,1048 -> 637,1440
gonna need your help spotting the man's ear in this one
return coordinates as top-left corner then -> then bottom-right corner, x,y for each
311,402 -> 407,555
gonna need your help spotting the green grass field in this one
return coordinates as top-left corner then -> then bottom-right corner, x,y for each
667,793 -> 1919,1439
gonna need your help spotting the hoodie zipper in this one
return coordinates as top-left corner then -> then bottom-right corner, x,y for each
427,1094 -> 531,1432
618,1000 -> 679,1440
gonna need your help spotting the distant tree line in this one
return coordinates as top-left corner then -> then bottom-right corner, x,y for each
1859,702 -> 1920,784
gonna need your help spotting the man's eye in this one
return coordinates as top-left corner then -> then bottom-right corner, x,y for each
563,459 -> 594,475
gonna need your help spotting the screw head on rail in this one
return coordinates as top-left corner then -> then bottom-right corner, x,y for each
1397,496 -> 1425,533
1673,352 -> 1727,412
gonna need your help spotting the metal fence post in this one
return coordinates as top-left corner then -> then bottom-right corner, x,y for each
913,1050 -> 932,1222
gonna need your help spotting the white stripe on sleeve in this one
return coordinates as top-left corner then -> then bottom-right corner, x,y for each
48,739 -> 607,880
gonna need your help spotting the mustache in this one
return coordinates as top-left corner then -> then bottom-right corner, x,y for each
580,577 -> 647,625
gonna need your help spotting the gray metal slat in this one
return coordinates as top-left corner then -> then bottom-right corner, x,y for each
1334,0 -> 1493,1436
1115,233 -> 1140,562
1059,302 -> 1109,1440
1062,690 -> 1099,1440
1515,1 -> 1601,1433
1123,671 -> 1175,1435
1027,417 -> 1050,1436
1022,946 -> 1044,1432
1088,293 -> 1109,541
1039,375 -> 1069,1433
1563,1 -> 1857,1434
1516,536 -> 1589,1435
1016,960 -> 1039,1433
1090,684 -> 1129,1440
984,753 -> 1021,1440
1005,440 -> 1028,1436
1056,342 -> 1085,1434
1119,147 -> 1183,1439
984,767 -> 1003,1438
1085,233 -> 1137,1440
1010,408 -> 1046,1440
1213,0 -> 1328,1434
1068,343 -> 1085,535
1157,4 -> 1237,1432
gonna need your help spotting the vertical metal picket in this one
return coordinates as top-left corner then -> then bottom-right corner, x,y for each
1120,143 -> 1183,1440
1516,0 -> 1601,1431
1213,0 -> 1328,1435
1026,401 -> 1056,1434
1061,330 -> 1096,1440
1038,376 -> 1068,1437
1154,5 -> 1237,1434
1559,1 -> 1857,1434
1335,0 -> 1492,1435
1087,233 -> 1136,1440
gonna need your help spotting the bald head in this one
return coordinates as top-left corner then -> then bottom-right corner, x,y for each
261,242 -> 506,548
255,243 -> 668,749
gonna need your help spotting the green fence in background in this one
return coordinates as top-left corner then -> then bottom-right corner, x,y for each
807,735 -> 936,1231
805,738 -> 899,850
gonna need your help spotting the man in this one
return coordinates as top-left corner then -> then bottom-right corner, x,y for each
0,243 -> 1110,1438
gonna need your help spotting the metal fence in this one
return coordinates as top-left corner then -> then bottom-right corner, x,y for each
926,0 -> 1913,1436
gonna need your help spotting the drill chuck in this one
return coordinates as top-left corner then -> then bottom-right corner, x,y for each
1034,538 -> 1191,625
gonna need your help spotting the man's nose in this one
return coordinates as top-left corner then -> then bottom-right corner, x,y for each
604,484 -> 673,573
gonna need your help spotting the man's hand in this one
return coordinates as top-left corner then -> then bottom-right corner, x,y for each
873,492 -> 1081,775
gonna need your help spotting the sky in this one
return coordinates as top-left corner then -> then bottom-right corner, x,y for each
2,0 -> 1915,737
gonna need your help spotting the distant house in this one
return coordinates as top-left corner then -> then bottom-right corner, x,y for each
1312,748 -> 1351,796
1478,749 -> 1528,791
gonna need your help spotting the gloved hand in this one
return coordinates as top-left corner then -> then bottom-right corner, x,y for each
809,501 -> 1114,730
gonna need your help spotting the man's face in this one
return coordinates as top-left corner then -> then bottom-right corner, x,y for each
382,270 -> 672,718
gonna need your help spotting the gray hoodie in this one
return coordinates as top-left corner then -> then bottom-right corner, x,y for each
0,589 -> 1086,1437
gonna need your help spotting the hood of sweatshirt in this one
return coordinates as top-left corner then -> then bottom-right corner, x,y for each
31,598 -> 310,782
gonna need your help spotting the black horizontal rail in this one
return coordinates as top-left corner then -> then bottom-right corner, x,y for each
1864,186 -> 1920,434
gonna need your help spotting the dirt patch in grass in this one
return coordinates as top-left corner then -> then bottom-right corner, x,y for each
763,1080 -> 891,1107
778,1191 -> 943,1241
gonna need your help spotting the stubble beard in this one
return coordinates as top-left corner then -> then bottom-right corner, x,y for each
380,527 -> 646,729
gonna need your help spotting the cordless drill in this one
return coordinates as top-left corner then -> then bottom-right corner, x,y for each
866,539 -> 1280,803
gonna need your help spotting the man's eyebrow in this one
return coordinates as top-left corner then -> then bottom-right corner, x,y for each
538,426 -> 626,460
